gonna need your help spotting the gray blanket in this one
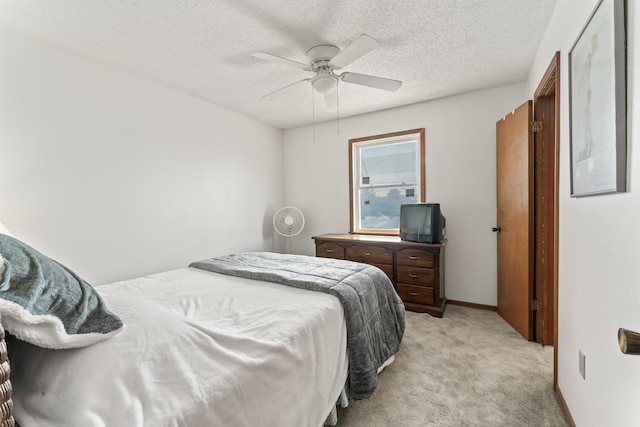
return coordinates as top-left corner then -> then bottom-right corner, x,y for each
189,252 -> 405,399
0,234 -> 123,349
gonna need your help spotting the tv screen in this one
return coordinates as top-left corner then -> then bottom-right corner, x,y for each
399,203 -> 446,243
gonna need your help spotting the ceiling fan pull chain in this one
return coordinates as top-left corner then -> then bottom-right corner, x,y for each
312,85 -> 316,143
336,80 -> 340,134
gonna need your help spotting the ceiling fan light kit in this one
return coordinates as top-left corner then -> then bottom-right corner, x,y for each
311,70 -> 337,94
252,34 -> 402,105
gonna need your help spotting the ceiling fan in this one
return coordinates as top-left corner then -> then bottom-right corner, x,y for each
252,34 -> 402,110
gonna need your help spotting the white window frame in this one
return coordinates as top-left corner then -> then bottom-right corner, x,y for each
349,128 -> 426,235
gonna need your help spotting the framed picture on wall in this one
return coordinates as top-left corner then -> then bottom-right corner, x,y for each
569,0 -> 627,197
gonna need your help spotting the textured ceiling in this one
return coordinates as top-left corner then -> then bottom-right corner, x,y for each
0,0 -> 557,129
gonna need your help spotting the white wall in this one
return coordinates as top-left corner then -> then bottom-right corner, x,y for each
0,28 -> 285,284
528,0 -> 640,425
283,84 -> 526,306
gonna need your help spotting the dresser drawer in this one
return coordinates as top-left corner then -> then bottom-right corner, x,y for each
316,242 -> 344,259
345,245 -> 393,265
396,248 -> 434,268
397,284 -> 434,305
397,266 -> 434,287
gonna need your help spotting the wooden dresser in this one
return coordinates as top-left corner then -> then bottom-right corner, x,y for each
313,233 -> 446,317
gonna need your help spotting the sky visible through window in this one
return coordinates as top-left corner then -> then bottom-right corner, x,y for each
359,140 -> 418,229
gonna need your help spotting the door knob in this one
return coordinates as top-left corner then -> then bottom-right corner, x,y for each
618,328 -> 640,355
492,227 -> 501,232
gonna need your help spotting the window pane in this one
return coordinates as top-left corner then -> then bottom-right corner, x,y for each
349,128 -> 424,235
359,186 -> 418,229
360,141 -> 417,186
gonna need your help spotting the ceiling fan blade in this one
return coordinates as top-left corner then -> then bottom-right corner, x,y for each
262,78 -> 311,100
252,52 -> 312,71
340,72 -> 402,92
329,34 -> 379,69
324,90 -> 337,112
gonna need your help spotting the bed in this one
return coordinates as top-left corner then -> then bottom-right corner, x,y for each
0,232 -> 405,427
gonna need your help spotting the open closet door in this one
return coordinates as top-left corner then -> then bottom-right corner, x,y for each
495,100 -> 534,340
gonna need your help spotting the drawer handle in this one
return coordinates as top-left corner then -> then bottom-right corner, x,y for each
409,291 -> 420,296
364,252 -> 373,256
325,249 -> 334,253
408,274 -> 420,279
409,256 -> 420,260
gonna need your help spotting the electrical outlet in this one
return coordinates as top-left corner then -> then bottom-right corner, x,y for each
579,350 -> 586,379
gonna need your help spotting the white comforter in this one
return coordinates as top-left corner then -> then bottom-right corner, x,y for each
11,267 -> 349,427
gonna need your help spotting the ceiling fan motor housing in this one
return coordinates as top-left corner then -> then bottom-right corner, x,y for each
306,44 -> 340,69
307,45 -> 340,94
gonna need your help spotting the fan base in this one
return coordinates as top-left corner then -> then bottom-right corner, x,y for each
306,45 -> 339,69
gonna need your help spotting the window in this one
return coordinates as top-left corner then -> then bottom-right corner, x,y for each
349,128 -> 425,235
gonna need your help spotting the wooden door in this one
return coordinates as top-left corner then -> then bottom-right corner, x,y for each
533,52 -> 560,386
496,101 -> 534,340
534,95 -> 556,345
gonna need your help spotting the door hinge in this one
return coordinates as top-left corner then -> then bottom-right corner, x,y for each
530,120 -> 543,133
530,299 -> 542,311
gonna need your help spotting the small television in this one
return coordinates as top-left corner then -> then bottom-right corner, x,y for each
399,203 -> 446,243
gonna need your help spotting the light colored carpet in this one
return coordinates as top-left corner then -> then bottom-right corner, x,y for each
337,305 -> 568,426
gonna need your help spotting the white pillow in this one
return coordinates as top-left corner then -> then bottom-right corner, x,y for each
0,222 -> 13,237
